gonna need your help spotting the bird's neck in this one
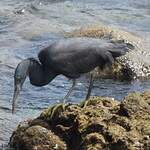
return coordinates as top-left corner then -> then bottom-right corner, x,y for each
28,58 -> 57,86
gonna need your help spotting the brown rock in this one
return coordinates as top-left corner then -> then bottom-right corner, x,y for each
10,125 -> 67,150
10,91 -> 150,150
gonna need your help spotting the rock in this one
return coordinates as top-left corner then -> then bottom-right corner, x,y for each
119,91 -> 150,117
10,125 -> 67,150
9,91 -> 150,150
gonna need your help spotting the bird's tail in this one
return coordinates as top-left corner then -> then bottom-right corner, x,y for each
98,40 -> 134,70
108,40 -> 134,58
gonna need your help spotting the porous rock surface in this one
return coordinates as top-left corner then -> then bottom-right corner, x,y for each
9,91 -> 150,150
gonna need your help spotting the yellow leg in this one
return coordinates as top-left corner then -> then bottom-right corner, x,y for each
50,103 -> 65,120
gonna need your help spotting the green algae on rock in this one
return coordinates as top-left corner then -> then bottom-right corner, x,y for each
9,91 -> 150,150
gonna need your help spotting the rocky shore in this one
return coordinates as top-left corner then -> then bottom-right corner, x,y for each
9,91 -> 150,150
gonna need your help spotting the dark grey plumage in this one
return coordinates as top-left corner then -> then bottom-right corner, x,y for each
38,38 -> 130,78
12,38 -> 134,113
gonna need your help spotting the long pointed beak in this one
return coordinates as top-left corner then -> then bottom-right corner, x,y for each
12,84 -> 21,114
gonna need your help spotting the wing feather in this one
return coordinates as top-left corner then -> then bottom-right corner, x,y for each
38,38 -> 134,78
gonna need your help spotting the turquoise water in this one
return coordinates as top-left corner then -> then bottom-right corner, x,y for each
0,0 -> 150,146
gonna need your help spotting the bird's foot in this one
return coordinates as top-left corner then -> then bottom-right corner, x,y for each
49,103 -> 68,121
79,98 -> 90,108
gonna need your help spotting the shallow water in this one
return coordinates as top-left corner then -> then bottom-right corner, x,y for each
0,0 -> 150,146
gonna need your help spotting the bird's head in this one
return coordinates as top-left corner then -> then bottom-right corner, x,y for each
12,59 -> 30,113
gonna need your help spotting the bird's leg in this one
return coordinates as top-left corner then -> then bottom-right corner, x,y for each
86,73 -> 94,100
81,74 -> 94,108
63,79 -> 76,104
49,79 -> 76,121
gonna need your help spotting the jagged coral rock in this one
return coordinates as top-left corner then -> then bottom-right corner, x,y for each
10,91 -> 150,150
10,125 -> 67,150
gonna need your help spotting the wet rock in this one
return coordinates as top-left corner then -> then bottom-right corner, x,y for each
65,25 -> 141,45
119,91 -> 150,117
81,133 -> 105,150
10,91 -> 150,150
66,25 -> 150,79
10,125 -> 67,150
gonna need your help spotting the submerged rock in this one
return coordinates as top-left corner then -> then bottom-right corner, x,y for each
9,91 -> 150,150
66,25 -> 150,79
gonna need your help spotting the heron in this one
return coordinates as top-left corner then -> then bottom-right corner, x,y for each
12,38 -> 134,114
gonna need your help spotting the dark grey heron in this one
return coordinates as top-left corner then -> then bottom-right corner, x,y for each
12,38 -> 133,113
